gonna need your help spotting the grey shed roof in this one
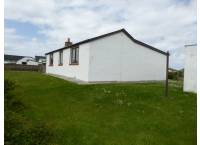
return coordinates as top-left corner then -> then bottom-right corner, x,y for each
4,54 -> 25,61
35,56 -> 46,62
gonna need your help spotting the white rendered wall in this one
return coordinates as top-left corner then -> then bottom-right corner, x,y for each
184,45 -> 197,93
16,57 -> 34,64
27,61 -> 38,65
88,32 -> 167,82
46,43 -> 90,81
4,60 -> 17,64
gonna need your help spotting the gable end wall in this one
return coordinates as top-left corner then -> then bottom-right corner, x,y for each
88,32 -> 167,82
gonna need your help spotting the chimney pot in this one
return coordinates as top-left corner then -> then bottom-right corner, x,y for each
65,37 -> 72,47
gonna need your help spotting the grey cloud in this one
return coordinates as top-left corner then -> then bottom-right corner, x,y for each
4,0 -> 196,69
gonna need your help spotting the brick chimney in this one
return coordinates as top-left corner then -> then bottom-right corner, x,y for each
65,38 -> 72,47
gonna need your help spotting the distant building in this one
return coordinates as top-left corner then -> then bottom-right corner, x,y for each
183,44 -> 197,93
168,68 -> 178,73
4,54 -> 46,66
16,57 -> 38,65
35,56 -> 46,64
4,54 -> 24,64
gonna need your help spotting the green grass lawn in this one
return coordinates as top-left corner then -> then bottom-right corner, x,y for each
5,71 -> 196,145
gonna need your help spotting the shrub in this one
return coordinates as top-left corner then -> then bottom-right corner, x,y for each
4,79 -> 54,145
5,111 -> 54,145
4,79 -> 25,112
4,79 -> 16,94
168,72 -> 178,80
168,71 -> 184,81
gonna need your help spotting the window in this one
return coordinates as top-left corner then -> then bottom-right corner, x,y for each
70,47 -> 79,64
49,53 -> 53,66
59,50 -> 63,65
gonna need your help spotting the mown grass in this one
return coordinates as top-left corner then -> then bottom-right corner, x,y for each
5,71 -> 196,145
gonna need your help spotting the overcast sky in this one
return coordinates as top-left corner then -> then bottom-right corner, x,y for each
5,0 -> 196,69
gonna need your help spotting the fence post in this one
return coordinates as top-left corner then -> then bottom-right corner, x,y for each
165,51 -> 169,97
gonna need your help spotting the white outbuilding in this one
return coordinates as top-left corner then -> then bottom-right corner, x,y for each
16,57 -> 38,65
183,44 -> 197,93
45,29 -> 169,83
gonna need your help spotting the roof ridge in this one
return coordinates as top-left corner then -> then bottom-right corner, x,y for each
45,29 -> 168,56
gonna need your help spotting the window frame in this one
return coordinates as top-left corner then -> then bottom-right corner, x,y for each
70,46 -> 79,65
58,50 -> 63,66
49,53 -> 53,66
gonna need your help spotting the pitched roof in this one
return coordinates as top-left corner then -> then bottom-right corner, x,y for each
4,54 -> 25,61
184,44 -> 197,47
46,29 -> 169,56
35,56 -> 46,62
168,68 -> 178,71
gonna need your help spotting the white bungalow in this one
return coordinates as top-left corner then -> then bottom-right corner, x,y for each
45,29 -> 169,83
